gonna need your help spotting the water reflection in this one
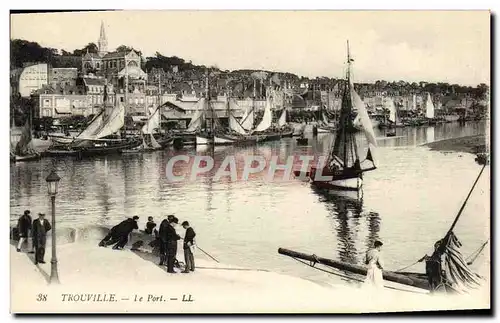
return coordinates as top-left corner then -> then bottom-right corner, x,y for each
312,187 -> 381,268
426,127 -> 435,143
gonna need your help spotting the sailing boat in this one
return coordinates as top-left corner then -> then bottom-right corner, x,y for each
316,104 -> 336,134
280,165 -> 487,294
47,86 -> 141,157
225,97 -> 259,144
298,41 -> 377,190
385,98 -> 398,137
11,108 -> 41,163
121,104 -> 166,153
425,93 -> 437,125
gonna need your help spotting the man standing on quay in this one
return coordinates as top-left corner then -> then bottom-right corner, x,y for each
16,210 -> 32,252
32,213 -> 51,264
181,221 -> 196,273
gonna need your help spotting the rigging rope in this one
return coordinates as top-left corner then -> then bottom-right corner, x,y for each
394,239 -> 489,272
466,239 -> 489,265
290,257 -> 428,295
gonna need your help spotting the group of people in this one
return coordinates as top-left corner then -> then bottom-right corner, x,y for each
98,214 -> 196,274
15,210 -> 52,265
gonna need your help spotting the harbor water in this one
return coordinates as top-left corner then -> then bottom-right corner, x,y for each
10,121 -> 489,288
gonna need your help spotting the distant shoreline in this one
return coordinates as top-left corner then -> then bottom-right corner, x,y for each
425,135 -> 487,155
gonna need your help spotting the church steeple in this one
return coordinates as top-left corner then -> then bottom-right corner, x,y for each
98,20 -> 108,57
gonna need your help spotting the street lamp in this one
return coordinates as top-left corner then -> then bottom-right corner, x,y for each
45,170 -> 61,284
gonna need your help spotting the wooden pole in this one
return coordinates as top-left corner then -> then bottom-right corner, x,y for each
278,248 -> 429,290
447,164 -> 487,235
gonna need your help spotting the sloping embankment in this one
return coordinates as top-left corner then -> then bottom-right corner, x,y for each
425,135 -> 487,154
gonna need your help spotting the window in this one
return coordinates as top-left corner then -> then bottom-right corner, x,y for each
135,98 -> 139,104
43,99 -> 50,107
139,97 -> 144,104
120,97 -> 124,102
96,62 -> 100,68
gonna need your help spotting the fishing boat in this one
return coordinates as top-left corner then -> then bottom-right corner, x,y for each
297,41 -> 377,191
47,101 -> 139,157
277,108 -> 294,137
10,109 -> 41,163
385,98 -> 398,137
425,93 -> 437,125
121,104 -> 166,153
280,165 -> 488,294
316,105 -> 336,134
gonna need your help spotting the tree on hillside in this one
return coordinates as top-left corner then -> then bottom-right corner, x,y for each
115,45 -> 142,56
72,43 -> 98,56
10,39 -> 57,68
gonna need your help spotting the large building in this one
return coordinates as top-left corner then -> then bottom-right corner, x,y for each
18,63 -> 48,97
81,21 -> 147,98
48,67 -> 78,89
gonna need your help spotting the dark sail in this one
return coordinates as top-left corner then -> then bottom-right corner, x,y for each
329,80 -> 359,169
15,116 -> 34,156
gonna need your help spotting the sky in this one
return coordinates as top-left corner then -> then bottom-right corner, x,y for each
10,10 -> 490,86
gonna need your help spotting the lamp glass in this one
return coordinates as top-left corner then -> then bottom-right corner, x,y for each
47,181 -> 58,195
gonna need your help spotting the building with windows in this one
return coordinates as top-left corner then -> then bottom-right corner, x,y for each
81,21 -> 147,85
48,67 -> 78,89
18,63 -> 48,97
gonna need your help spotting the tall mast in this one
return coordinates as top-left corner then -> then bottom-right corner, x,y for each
343,40 -> 351,166
205,69 -> 209,133
158,71 -> 163,134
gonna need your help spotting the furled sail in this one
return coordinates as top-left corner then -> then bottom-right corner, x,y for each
142,106 -> 161,134
254,97 -> 272,132
321,110 -> 329,125
186,98 -> 206,132
149,133 -> 161,149
229,114 -> 248,135
386,98 -> 397,123
15,118 -> 36,156
351,87 -> 377,147
240,104 -> 255,131
426,93 -> 435,119
84,103 -> 125,140
75,111 -> 105,140
278,109 -> 287,128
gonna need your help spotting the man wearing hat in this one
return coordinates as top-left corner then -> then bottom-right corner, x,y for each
99,216 -> 139,250
16,210 -> 32,252
32,213 -> 51,264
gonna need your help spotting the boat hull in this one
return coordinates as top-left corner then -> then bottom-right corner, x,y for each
312,176 -> 362,190
47,139 -> 142,157
196,135 -> 235,146
306,166 -> 373,191
11,153 -> 41,163
49,135 -> 75,145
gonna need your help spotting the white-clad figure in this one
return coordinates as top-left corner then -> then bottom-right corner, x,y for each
364,240 -> 384,289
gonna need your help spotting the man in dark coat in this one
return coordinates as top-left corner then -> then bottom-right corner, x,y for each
181,221 -> 196,273
144,216 -> 156,235
159,216 -> 180,273
16,210 -> 32,252
158,219 -> 170,266
98,216 -> 139,250
32,213 -> 51,264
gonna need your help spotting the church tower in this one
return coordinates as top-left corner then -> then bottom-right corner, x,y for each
98,21 -> 108,57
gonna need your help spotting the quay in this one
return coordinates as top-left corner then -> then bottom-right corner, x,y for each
10,228 -> 489,313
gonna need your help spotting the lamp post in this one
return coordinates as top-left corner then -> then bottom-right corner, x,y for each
45,170 -> 61,284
